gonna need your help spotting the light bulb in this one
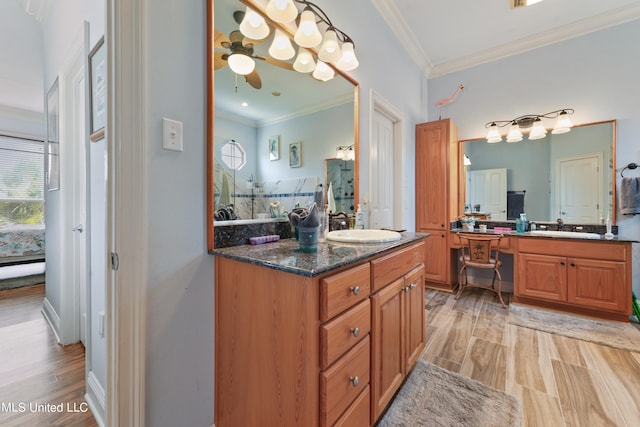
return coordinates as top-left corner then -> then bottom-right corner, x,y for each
335,42 -> 359,71
269,29 -> 295,60
227,54 -> 255,75
293,47 -> 315,73
318,29 -> 342,63
265,0 -> 298,24
294,9 -> 322,48
239,7 -> 270,40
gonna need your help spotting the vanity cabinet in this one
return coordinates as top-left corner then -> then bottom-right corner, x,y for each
516,238 -> 631,321
415,119 -> 459,291
370,263 -> 425,420
214,238 -> 426,427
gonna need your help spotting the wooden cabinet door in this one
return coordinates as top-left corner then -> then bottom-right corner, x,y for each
404,265 -> 425,373
371,277 -> 405,421
416,122 -> 448,230
421,230 -> 449,284
567,258 -> 627,312
517,253 -> 567,302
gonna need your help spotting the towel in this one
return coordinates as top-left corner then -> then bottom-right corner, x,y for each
327,182 -> 336,213
220,171 -> 232,206
620,177 -> 640,215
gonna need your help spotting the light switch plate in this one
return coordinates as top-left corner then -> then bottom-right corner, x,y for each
163,118 -> 183,151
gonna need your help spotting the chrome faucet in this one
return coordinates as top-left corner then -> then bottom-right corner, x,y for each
556,217 -> 564,231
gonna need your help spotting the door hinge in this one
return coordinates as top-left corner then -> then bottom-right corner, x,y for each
111,252 -> 119,271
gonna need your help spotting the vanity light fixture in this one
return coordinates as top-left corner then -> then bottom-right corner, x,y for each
239,6 -> 270,40
336,144 -> 355,161
463,154 -> 471,166
259,0 -> 359,78
485,108 -> 574,143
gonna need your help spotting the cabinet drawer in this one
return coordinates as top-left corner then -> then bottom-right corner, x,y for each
333,385 -> 370,427
320,336 -> 370,427
518,239 -> 627,261
371,242 -> 425,291
320,263 -> 371,322
321,299 -> 371,370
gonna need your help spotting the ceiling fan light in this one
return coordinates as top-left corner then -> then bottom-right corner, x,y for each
335,42 -> 359,71
318,29 -> 342,63
239,7 -> 270,40
293,47 -> 315,73
294,9 -> 322,48
265,0 -> 298,24
269,29 -> 295,60
486,123 -> 502,143
528,118 -> 547,140
552,110 -> 573,134
506,123 -> 523,142
312,60 -> 335,82
228,54 -> 255,75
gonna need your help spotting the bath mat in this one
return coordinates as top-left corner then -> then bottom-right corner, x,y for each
509,303 -> 640,353
378,360 -> 521,427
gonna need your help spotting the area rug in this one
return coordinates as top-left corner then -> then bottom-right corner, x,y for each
378,360 -> 521,427
509,303 -> 640,353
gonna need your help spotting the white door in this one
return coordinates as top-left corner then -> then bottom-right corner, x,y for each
370,110 -> 394,229
64,46 -> 89,345
557,154 -> 601,223
467,168 -> 507,220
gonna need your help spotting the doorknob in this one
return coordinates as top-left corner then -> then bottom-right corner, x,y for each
72,224 -> 84,233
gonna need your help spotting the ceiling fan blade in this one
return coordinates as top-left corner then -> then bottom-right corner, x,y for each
262,56 -> 294,71
214,29 -> 230,49
214,52 -> 228,70
233,10 -> 245,25
245,70 -> 262,89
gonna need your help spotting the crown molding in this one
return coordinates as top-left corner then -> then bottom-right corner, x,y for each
258,93 -> 354,127
370,0 -> 432,78
428,4 -> 640,78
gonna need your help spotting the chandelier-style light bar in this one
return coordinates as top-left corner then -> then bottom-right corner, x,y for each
238,0 -> 359,82
336,144 -> 355,161
484,109 -> 575,143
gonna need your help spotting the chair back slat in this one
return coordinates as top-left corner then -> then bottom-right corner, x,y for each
457,232 -> 504,265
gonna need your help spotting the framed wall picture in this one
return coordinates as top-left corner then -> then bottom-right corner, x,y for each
46,77 -> 60,191
269,135 -> 280,161
89,36 -> 106,141
289,141 -> 302,168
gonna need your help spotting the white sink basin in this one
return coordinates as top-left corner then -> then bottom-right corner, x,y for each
327,229 -> 402,243
528,230 -> 601,239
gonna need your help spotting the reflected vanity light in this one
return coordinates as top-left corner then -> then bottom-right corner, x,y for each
463,154 -> 471,166
239,6 -> 270,40
485,108 -> 574,143
336,144 -> 355,161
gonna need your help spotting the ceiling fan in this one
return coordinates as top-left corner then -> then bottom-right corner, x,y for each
214,10 -> 293,90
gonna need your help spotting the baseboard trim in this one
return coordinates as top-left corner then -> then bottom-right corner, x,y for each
41,296 -> 61,344
85,371 -> 106,427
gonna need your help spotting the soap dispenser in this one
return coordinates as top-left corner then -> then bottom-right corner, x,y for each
516,213 -> 528,233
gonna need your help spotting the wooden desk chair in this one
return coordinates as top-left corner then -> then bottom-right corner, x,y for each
456,232 -> 506,308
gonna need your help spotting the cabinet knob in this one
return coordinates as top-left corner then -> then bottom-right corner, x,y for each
350,327 -> 360,337
409,283 -> 416,289
560,261 -> 565,265
403,286 -> 409,293
571,263 -> 576,267
350,286 -> 360,296
349,376 -> 360,387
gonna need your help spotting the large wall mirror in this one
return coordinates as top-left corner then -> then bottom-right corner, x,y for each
460,120 -> 616,225
207,0 -> 360,250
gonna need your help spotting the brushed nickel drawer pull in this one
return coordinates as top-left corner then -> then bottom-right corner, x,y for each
350,327 -> 360,337
349,376 -> 359,387
350,286 -> 360,295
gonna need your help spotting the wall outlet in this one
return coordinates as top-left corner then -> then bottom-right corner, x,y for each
163,118 -> 183,151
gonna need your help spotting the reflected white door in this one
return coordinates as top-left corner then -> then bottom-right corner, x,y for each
467,168 -> 507,220
557,154 -> 601,223
370,110 -> 394,229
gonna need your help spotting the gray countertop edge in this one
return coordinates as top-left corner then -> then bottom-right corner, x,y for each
210,232 -> 429,277
449,228 -> 639,243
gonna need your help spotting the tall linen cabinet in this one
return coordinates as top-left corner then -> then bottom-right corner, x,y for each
415,119 -> 460,290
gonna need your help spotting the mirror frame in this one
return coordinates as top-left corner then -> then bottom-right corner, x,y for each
458,120 -> 617,225
207,0 -> 360,250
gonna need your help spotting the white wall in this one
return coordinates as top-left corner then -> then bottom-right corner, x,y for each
428,19 -> 640,294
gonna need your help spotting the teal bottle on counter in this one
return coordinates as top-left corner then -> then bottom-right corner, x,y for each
516,213 -> 528,233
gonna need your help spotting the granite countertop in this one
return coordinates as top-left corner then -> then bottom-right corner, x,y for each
210,232 -> 428,277
450,228 -> 639,243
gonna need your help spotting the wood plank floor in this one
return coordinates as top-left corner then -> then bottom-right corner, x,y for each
0,284 -> 98,427
424,287 -> 640,427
